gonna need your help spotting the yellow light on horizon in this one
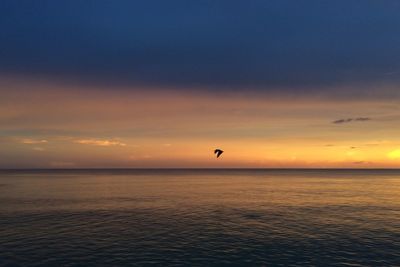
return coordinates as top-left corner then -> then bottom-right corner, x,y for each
388,149 -> 400,160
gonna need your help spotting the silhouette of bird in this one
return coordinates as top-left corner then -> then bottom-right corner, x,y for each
214,149 -> 224,158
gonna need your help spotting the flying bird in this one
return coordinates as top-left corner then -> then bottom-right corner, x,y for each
214,149 -> 224,158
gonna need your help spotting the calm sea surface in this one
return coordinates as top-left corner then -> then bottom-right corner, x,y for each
1,169 -> 400,266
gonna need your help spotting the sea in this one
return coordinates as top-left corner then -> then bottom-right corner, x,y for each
1,169 -> 400,266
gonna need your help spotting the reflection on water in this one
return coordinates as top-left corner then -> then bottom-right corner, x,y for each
1,169 -> 400,266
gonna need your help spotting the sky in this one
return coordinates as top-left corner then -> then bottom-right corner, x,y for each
1,0 -> 400,168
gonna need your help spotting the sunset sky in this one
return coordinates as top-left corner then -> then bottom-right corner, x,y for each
2,1 -> 400,168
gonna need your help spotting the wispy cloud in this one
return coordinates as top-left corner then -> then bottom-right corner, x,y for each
383,70 -> 400,76
20,139 -> 48,144
353,161 -> 370,164
332,117 -> 371,124
74,139 -> 126,147
354,117 -> 371,122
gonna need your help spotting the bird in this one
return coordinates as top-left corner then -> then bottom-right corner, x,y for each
214,149 -> 224,158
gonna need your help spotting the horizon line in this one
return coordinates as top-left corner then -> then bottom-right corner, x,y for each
2,167 -> 400,171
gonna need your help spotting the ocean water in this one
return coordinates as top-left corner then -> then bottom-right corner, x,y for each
1,169 -> 400,266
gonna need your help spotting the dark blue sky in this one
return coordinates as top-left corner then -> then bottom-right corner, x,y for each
1,0 -> 400,92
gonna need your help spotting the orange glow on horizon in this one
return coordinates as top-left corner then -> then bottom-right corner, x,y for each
1,77 -> 400,168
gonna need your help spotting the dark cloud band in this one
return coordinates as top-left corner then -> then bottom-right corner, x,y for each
1,1 -> 400,93
332,117 -> 371,124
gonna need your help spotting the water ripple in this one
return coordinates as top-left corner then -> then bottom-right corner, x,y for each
1,170 -> 400,266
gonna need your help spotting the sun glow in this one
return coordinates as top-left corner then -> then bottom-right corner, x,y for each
388,149 -> 400,160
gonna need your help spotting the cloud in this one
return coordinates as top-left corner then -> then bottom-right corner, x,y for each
353,161 -> 369,164
74,139 -> 126,147
332,117 -> 371,124
354,117 -> 371,122
20,139 -> 48,144
333,118 -> 353,124
365,143 -> 380,146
